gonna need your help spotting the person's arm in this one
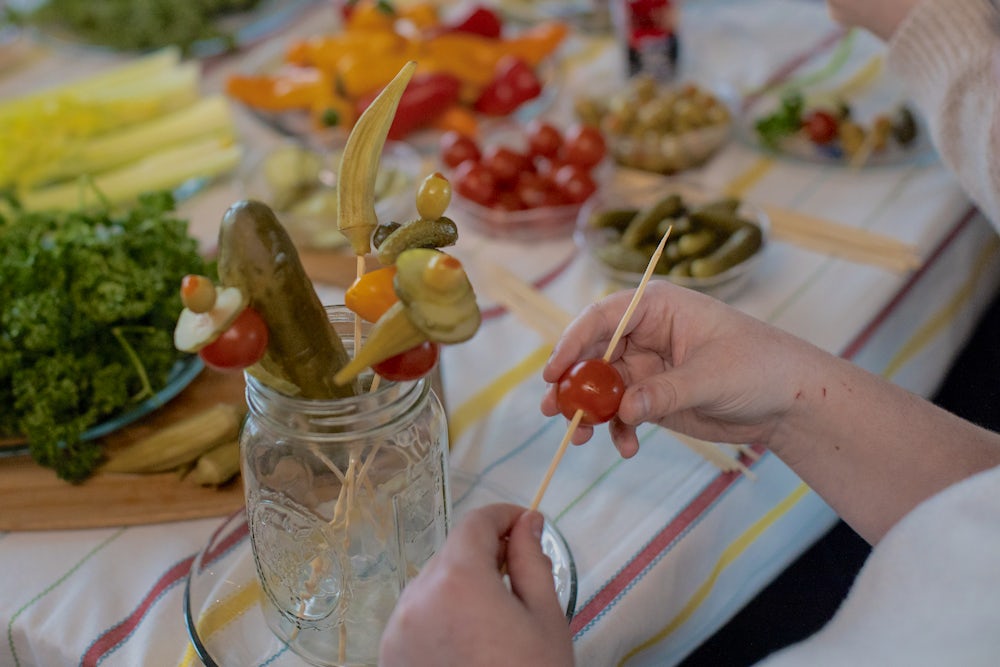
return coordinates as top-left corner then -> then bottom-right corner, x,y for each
828,0 -> 1000,226
541,281 -> 1000,544
380,504 -> 574,667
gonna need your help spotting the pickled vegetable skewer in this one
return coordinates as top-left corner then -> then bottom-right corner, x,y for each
530,227 -> 672,512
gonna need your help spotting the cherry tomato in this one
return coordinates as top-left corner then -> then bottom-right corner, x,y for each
555,358 -> 625,425
440,131 -> 481,169
199,307 -> 269,372
802,110 -> 839,145
416,172 -> 452,220
481,145 -> 531,187
553,164 -> 597,204
563,124 -> 607,169
514,171 -> 564,209
372,341 -> 440,381
525,120 -> 563,159
345,266 -> 398,322
453,159 -> 497,206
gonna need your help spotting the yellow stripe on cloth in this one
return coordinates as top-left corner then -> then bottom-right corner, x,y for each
881,236 -> 1000,380
618,483 -> 811,666
178,581 -> 261,667
448,343 -> 553,444
724,158 -> 775,199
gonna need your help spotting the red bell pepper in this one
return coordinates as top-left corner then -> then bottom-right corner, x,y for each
443,5 -> 503,38
355,72 -> 462,140
473,56 -> 542,116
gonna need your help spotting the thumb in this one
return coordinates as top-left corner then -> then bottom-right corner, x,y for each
506,511 -> 564,620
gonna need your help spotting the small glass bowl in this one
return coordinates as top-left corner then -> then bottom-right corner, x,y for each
237,140 -> 421,250
575,178 -> 770,300
576,78 -> 737,175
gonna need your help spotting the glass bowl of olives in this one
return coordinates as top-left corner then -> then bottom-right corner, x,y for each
574,77 -> 736,175
575,177 -> 770,301
237,139 -> 421,250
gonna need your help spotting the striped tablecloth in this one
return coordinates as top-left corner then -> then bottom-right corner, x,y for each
3,2 -> 1000,666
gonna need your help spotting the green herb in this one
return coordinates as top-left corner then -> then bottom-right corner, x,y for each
754,91 -> 805,150
0,190 -> 212,482
15,0 -> 262,56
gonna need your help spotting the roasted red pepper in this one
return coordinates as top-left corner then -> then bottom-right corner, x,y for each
355,72 -> 462,140
473,56 -> 542,116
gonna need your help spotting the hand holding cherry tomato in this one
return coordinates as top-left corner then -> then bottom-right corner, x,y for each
555,358 -> 625,425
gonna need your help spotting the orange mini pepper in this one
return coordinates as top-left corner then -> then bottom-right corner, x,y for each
345,266 -> 399,323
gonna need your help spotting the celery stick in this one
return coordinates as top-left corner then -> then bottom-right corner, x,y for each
40,96 -> 235,183
16,137 -> 244,212
0,47 -> 182,118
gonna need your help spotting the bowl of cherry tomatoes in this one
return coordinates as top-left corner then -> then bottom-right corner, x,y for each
437,120 -> 611,241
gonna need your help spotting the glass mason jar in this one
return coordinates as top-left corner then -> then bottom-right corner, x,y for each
240,306 -> 450,667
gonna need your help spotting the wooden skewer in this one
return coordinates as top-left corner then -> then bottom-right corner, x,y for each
529,227 -> 673,512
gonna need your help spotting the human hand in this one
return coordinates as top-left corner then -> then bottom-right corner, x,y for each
825,0 -> 921,41
380,503 -> 574,667
541,281 -> 821,458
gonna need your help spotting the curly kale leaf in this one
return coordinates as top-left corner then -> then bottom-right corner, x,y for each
0,191 -> 211,482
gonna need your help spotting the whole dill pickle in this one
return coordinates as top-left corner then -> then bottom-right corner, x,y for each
620,193 -> 683,248
689,223 -> 763,278
376,217 -> 459,265
217,199 -> 356,399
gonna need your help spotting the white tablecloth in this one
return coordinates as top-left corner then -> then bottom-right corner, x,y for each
3,2 -> 1000,666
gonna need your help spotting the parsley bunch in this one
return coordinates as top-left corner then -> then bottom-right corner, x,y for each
0,191 -> 211,482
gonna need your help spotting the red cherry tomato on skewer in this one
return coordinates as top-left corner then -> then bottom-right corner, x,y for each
555,358 -> 625,425
372,341 -> 440,381
199,307 -> 269,372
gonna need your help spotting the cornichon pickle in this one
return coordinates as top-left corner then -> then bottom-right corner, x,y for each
689,200 -> 746,235
689,224 -> 763,278
375,216 -> 459,265
596,241 -> 657,274
676,228 -> 717,257
372,221 -> 401,248
660,214 -> 692,238
620,193 -> 683,248
589,207 -> 639,231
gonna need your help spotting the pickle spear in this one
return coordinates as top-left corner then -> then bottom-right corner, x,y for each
217,199 -> 357,399
338,61 -> 417,256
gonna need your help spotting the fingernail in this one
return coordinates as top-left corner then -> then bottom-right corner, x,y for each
528,511 -> 544,542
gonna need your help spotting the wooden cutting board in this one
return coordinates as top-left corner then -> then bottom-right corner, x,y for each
1,249 -> 386,532
0,369 -> 247,532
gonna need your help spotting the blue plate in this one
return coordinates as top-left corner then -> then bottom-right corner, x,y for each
0,355 -> 204,458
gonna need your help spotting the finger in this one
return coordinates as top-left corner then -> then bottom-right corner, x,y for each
609,416 -> 640,458
448,503 -> 526,567
543,295 -> 631,383
506,511 -> 564,621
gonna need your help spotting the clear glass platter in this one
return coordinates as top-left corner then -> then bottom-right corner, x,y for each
184,471 -> 577,666
0,355 -> 203,459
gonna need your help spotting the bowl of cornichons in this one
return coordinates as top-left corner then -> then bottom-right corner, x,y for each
575,177 -> 770,301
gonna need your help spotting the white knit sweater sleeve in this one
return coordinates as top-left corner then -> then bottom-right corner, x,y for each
887,0 -> 1000,228
753,465 -> 1000,667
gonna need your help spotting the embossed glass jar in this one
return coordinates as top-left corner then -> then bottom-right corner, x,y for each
240,306 -> 450,667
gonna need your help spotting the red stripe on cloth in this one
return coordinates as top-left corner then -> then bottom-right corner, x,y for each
839,207 -> 976,360
81,517 -> 249,667
569,468 -> 746,635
